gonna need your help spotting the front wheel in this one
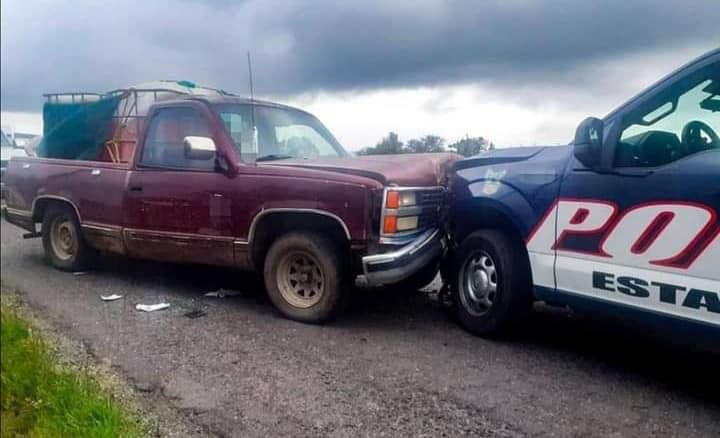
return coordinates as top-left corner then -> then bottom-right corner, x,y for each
453,230 -> 533,336
263,232 -> 347,323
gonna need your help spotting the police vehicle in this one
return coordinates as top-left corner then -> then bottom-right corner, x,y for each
448,48 -> 719,336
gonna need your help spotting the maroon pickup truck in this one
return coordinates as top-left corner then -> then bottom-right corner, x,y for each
3,92 -> 457,323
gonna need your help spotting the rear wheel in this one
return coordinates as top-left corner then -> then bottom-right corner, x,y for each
453,230 -> 532,336
263,232 -> 347,323
41,204 -> 90,271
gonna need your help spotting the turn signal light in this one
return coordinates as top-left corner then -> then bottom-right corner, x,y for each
383,215 -> 397,234
386,191 -> 400,209
385,190 -> 417,209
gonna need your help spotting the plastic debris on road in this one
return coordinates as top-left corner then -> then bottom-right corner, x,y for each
100,294 -> 123,301
136,303 -> 170,312
204,289 -> 242,298
73,271 -> 88,276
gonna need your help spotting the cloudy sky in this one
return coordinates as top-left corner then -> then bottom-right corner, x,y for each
1,0 -> 718,149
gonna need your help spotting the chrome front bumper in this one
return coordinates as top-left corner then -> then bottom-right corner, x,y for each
357,228 -> 445,287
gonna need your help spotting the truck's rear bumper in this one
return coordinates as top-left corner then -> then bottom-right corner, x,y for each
358,228 -> 445,287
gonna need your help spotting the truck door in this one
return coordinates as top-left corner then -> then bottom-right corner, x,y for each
123,105 -> 237,267
555,63 -> 719,326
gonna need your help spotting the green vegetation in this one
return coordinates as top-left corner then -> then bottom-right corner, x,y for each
357,131 -> 494,157
1,304 -> 140,437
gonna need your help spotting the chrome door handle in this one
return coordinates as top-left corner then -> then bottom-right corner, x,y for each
22,163 -> 30,169
91,169 -> 101,176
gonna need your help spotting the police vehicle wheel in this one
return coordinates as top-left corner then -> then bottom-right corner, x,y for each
264,232 -> 347,323
453,229 -> 532,336
41,203 -> 90,272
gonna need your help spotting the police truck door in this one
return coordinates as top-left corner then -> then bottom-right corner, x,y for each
555,62 -> 719,326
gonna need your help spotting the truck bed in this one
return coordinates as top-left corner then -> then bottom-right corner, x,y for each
4,156 -> 130,232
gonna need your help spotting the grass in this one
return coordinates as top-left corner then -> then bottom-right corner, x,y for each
1,303 -> 141,437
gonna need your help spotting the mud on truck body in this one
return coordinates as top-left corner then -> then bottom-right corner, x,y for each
3,81 -> 460,323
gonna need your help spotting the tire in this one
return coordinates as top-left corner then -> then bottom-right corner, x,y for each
452,230 -> 532,336
396,263 -> 439,292
263,232 -> 347,323
41,203 -> 90,271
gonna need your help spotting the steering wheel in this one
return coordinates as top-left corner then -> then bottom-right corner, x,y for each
682,120 -> 719,154
286,136 -> 320,158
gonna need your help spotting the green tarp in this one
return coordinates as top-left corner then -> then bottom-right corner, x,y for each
38,95 -> 122,159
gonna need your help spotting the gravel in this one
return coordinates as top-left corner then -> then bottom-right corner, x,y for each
2,220 -> 719,437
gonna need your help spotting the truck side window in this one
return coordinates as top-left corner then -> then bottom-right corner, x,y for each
141,107 -> 215,170
220,111 -> 256,156
615,67 -> 719,168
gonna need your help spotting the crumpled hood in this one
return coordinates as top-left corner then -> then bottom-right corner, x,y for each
262,152 -> 462,186
453,146 -> 547,171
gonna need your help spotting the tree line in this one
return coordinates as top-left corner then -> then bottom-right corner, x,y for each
357,132 -> 495,157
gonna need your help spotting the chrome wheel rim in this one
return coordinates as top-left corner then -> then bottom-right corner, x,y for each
276,250 -> 324,308
50,217 -> 77,261
460,250 -> 497,316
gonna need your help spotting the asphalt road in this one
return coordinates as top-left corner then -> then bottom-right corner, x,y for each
2,220 -> 719,437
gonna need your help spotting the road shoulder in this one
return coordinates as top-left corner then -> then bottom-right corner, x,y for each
1,283 -> 210,438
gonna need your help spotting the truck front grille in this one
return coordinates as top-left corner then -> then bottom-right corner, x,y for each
416,188 -> 445,230
417,190 -> 445,207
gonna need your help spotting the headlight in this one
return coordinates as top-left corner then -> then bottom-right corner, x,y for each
396,215 -> 418,231
383,215 -> 418,233
385,190 -> 416,209
399,191 -> 416,207
382,189 -> 419,235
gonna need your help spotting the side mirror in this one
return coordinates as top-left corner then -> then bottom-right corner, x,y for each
183,136 -> 216,160
573,117 -> 604,169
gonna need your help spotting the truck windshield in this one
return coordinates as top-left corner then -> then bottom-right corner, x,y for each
213,104 -> 348,161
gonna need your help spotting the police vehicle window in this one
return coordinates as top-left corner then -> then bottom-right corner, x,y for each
616,68 -> 719,168
141,107 -> 215,170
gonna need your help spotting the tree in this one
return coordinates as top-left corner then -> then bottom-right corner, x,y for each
357,132 -> 404,155
405,135 -> 445,153
358,132 -> 494,157
448,136 -> 494,157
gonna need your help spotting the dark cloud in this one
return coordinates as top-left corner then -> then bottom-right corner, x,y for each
2,0 -> 718,111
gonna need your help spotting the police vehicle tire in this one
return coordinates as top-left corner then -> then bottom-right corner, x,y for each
264,232 -> 347,324
41,203 -> 91,272
453,229 -> 533,336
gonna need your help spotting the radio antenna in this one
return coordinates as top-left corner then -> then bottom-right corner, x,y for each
247,51 -> 258,159
247,51 -> 255,104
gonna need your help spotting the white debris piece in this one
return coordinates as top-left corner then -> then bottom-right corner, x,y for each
204,288 -> 242,298
100,294 -> 123,301
136,303 -> 170,312
73,271 -> 88,276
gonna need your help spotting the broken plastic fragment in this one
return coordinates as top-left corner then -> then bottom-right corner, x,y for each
100,294 -> 123,301
204,288 -> 242,298
136,303 -> 170,312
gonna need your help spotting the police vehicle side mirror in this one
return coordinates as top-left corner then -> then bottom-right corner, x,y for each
573,117 -> 604,169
